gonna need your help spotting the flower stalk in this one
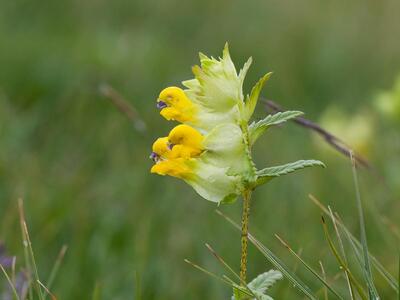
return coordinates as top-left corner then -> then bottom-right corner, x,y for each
240,189 -> 252,285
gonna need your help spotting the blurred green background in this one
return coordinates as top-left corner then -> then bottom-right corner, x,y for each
1,0 -> 400,299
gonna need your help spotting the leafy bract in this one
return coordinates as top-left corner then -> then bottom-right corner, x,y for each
256,160 -> 325,186
249,111 -> 303,145
243,73 -> 272,121
203,123 -> 255,179
185,159 -> 241,203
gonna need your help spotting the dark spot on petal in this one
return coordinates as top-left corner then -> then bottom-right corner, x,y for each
157,101 -> 167,109
149,152 -> 159,161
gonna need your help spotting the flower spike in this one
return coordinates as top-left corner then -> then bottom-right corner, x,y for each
150,44 -> 324,203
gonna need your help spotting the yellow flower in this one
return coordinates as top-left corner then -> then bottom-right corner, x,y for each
151,137 -> 171,160
157,87 -> 197,123
150,123 -> 243,202
150,44 -> 324,203
150,125 -> 204,177
150,126 -> 204,161
150,131 -> 197,179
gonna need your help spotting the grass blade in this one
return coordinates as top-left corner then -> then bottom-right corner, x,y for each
350,152 -> 380,299
184,258 -> 234,287
319,261 -> 328,300
0,263 -> 20,300
309,194 -> 399,292
216,209 -> 318,300
18,198 -> 45,300
38,280 -> 57,300
18,199 -> 34,300
46,245 -> 67,297
22,221 -> 45,300
205,243 -> 241,282
184,258 -> 253,297
321,216 -> 368,300
204,243 -> 258,299
11,256 -> 16,288
328,207 -> 355,300
19,201 -> 45,300
275,234 -> 343,299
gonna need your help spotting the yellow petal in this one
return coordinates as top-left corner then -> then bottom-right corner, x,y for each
158,87 -> 197,123
168,124 -> 204,151
160,107 -> 193,122
169,145 -> 202,159
150,158 -> 193,179
152,137 -> 170,156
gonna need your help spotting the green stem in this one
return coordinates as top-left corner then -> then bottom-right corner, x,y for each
240,189 -> 252,285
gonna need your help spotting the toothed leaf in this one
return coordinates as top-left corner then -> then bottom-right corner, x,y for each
231,270 -> 282,300
248,270 -> 283,294
256,160 -> 325,185
249,111 -> 303,145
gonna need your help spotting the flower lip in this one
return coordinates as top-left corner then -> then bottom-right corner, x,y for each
149,152 -> 159,162
156,100 -> 168,109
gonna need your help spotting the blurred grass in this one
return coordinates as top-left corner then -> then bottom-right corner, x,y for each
1,0 -> 400,298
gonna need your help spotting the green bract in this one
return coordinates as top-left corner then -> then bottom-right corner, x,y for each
182,45 -> 250,131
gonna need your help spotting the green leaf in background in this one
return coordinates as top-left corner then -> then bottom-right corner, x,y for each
248,111 -> 303,145
350,154 -> 380,299
248,270 -> 282,296
232,270 -> 282,300
256,160 -> 325,186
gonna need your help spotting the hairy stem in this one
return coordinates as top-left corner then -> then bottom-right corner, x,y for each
240,189 -> 252,284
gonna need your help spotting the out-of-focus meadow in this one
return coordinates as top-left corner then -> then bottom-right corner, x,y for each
1,0 -> 400,299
